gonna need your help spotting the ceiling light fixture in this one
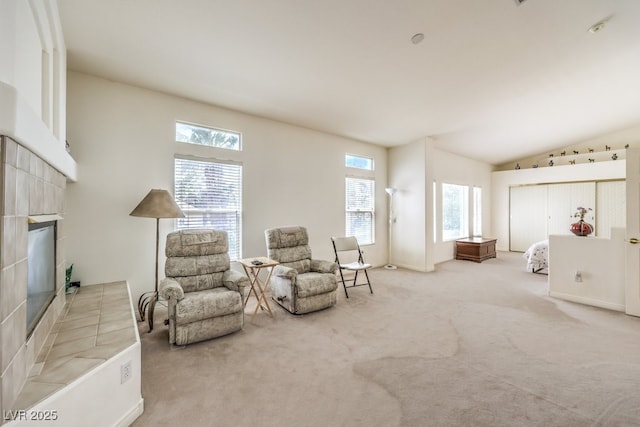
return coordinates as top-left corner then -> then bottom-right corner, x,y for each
411,33 -> 424,45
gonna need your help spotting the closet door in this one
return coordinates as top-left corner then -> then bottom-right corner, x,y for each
547,182 -> 595,236
510,185 -> 548,252
596,180 -> 626,238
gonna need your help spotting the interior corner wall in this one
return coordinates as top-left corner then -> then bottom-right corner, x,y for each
387,140 -> 493,271
431,147 -> 493,264
388,140 -> 428,271
64,71 -> 388,304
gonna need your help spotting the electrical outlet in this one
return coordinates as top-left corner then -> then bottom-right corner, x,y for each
574,271 -> 583,283
121,361 -> 132,384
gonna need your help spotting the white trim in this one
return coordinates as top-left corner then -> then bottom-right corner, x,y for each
28,214 -> 63,223
549,291 -> 625,312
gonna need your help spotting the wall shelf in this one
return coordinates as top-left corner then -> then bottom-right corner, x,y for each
515,148 -> 626,170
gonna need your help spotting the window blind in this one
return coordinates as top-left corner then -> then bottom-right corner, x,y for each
345,177 -> 375,244
174,157 -> 242,259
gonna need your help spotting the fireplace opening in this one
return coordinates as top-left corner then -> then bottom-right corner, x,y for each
27,220 -> 57,338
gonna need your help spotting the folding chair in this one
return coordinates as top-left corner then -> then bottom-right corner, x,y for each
331,236 -> 373,298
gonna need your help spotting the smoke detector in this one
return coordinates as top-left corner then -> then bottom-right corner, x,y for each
411,33 -> 424,45
589,21 -> 607,34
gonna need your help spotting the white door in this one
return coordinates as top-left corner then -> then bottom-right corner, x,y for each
626,148 -> 640,316
510,185 -> 548,252
548,182 -> 596,236
597,180 -> 626,239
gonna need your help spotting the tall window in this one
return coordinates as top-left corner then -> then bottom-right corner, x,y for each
176,121 -> 241,151
473,186 -> 482,237
433,181 -> 437,243
442,183 -> 469,241
346,177 -> 375,244
174,157 -> 242,259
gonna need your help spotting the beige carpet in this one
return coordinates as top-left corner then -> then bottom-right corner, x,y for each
132,251 -> 640,427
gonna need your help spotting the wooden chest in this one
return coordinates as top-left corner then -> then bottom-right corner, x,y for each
455,237 -> 497,263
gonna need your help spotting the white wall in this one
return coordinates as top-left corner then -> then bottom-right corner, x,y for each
387,139 -> 493,271
0,0 -> 67,147
65,72 -> 388,303
495,123 -> 640,171
388,139 -> 428,271
491,160 -> 625,252
0,0 -> 74,179
548,228 -> 626,312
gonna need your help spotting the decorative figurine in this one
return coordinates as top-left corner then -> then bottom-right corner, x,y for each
532,164 -> 538,168
612,153 -> 618,160
605,145 -> 611,151
588,158 -> 595,163
588,148 -> 594,153
573,150 -> 579,155
560,151 -> 566,156
515,163 -> 521,170
548,160 -> 554,167
569,160 -> 576,165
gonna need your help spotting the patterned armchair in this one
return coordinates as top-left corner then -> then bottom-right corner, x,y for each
159,229 -> 248,345
265,226 -> 338,314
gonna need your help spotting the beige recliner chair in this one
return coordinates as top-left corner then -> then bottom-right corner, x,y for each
265,226 -> 338,314
160,229 -> 247,345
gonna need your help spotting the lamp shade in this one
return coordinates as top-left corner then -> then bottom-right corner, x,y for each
129,189 -> 185,219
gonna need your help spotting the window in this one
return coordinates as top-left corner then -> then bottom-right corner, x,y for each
473,186 -> 482,237
442,183 -> 469,241
176,121 -> 241,151
346,177 -> 375,244
345,154 -> 374,170
433,181 -> 437,243
174,157 -> 242,259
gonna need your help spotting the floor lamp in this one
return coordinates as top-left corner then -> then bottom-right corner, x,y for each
384,187 -> 397,270
130,189 -> 184,332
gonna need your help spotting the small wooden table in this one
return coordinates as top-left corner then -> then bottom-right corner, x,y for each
238,257 -> 279,322
455,237 -> 497,263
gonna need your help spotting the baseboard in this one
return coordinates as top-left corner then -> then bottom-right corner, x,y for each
549,291 -> 625,312
115,398 -> 144,427
392,262 -> 430,272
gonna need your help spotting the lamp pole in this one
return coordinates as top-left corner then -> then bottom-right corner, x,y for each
384,188 -> 397,270
130,189 -> 184,332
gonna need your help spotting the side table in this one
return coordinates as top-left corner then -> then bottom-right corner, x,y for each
238,257 -> 279,322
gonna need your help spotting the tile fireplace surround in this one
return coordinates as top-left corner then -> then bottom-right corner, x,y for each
0,136 -> 67,416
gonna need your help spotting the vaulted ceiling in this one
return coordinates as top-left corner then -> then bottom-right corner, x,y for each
58,0 -> 640,165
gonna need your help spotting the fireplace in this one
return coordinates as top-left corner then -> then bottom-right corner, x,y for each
27,220 -> 57,337
0,135 -> 68,413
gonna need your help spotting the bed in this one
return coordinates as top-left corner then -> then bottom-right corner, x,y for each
523,240 -> 549,274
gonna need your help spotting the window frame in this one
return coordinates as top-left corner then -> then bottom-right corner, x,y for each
175,120 -> 242,151
441,182 -> 469,241
345,153 -> 374,171
472,186 -> 482,237
345,175 -> 375,245
173,155 -> 243,260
